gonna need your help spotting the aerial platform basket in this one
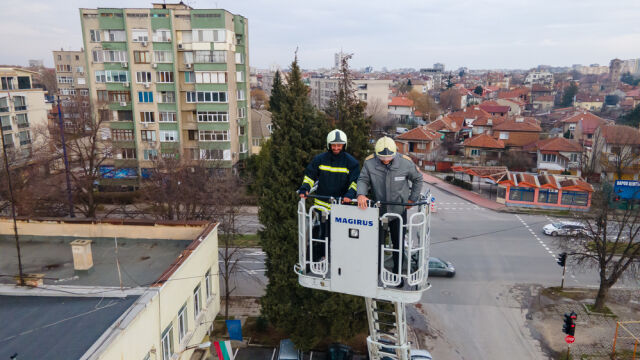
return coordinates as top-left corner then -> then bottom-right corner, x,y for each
295,193 -> 432,303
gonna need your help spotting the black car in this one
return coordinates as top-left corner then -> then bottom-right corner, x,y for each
326,343 -> 353,360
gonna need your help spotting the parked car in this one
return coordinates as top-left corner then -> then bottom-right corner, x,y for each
543,222 -> 587,237
428,257 -> 455,277
411,349 -> 434,359
326,343 -> 353,360
278,339 -> 301,360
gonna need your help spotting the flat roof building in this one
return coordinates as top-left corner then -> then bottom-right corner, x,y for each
0,218 -> 220,360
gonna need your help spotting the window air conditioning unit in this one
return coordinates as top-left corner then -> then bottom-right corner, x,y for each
144,83 -> 150,89
119,101 -> 127,106
123,82 -> 130,87
177,43 -> 183,50
116,153 -> 123,159
121,62 -> 128,68
143,123 -> 149,128
142,41 -> 148,47
152,63 -> 158,69
185,63 -> 192,69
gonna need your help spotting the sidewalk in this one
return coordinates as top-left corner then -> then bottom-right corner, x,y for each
422,172 -> 506,211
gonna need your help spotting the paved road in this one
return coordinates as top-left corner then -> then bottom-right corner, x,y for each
218,248 -> 267,297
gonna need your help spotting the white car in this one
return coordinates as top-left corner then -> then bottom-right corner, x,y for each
543,222 -> 587,237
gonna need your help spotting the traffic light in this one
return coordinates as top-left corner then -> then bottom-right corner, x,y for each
562,311 -> 577,335
557,252 -> 567,267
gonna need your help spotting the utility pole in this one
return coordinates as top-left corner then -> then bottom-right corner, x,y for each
56,95 -> 75,217
0,90 -> 24,286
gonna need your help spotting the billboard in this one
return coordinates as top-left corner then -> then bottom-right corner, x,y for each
613,180 -> 640,200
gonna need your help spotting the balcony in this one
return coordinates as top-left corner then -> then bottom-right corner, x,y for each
17,122 -> 29,129
19,139 -> 31,146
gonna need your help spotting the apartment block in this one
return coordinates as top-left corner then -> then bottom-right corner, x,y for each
309,77 -> 391,119
53,50 -> 89,99
0,68 -> 52,162
79,3 -> 250,185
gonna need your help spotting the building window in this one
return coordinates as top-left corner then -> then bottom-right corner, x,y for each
200,149 -> 224,160
193,284 -> 201,317
161,325 -> 174,360
131,29 -> 149,42
57,76 -> 73,84
184,71 -> 195,83
143,149 -> 158,160
13,96 -> 26,111
192,29 -> 225,42
153,29 -> 171,42
89,29 -> 101,42
538,189 -> 559,204
499,132 -> 509,140
237,89 -> 245,100
194,50 -> 226,63
56,64 -> 72,72
238,107 -> 246,118
136,71 -> 152,83
1,115 -> 11,131
570,153 -> 578,162
97,90 -> 109,102
252,138 -> 262,147
160,130 -> 178,142
109,91 -> 130,103
188,130 -> 197,141
508,187 -> 535,202
156,71 -> 174,83
1,77 -> 14,90
95,70 -> 129,83
140,112 -> 155,123
178,305 -> 187,343
561,191 -> 589,206
236,71 -> 245,82
235,52 -> 244,64
239,126 -> 246,136
92,50 -> 128,63
541,154 -> 557,162
199,130 -> 229,141
159,112 -> 176,122
153,51 -> 173,63
185,91 -> 227,103
138,92 -> 154,103
2,133 -> 14,147
240,142 -> 247,153
134,51 -> 151,64
120,148 -> 136,159
0,97 -> 9,113
195,71 -> 227,84
197,111 -> 228,122
205,269 -> 212,298
16,114 -> 28,130
103,30 -> 126,42
141,130 -> 156,142
112,129 -> 134,141
183,51 -> 194,64
159,91 -> 175,103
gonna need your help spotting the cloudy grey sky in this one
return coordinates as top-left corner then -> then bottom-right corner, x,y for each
1,0 -> 639,71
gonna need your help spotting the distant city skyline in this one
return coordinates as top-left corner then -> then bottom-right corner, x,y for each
0,0 -> 639,71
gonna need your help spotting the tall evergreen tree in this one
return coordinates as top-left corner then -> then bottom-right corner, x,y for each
258,57 -> 369,350
561,81 -> 579,107
324,54 -> 373,161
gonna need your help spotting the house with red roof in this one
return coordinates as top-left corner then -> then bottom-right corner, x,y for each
495,98 -> 524,116
622,88 -> 640,110
462,133 -> 504,164
497,87 -> 530,103
532,95 -> 555,112
395,126 -> 441,159
559,111 -> 608,143
479,101 -> 509,117
524,137 -> 583,174
593,124 -> 640,181
388,96 -> 414,122
574,93 -> 604,112
492,117 -> 542,149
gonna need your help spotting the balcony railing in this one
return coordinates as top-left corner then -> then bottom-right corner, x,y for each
17,122 -> 29,129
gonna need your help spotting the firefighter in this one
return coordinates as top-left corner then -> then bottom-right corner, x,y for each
357,136 -> 424,280
298,129 -> 360,260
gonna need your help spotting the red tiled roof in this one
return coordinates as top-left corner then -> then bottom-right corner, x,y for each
479,104 -> 510,113
532,137 -> 583,153
498,87 -> 529,99
560,111 -> 604,124
493,117 -> 541,132
425,115 -> 464,132
531,84 -> 552,92
600,124 -> 640,145
389,96 -> 413,107
534,95 -> 555,102
576,93 -> 604,103
626,88 -> 640,98
396,126 -> 440,141
463,134 -> 505,149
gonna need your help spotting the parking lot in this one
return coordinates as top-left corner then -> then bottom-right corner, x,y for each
234,347 -> 367,359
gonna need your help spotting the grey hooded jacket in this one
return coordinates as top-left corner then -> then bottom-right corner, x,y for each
356,153 -> 424,215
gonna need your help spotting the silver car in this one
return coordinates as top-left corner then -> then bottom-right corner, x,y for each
543,222 -> 587,237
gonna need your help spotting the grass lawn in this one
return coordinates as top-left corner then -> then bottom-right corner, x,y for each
586,241 -> 640,254
219,234 -> 260,248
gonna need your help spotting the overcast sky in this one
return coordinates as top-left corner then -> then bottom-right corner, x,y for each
1,0 -> 639,71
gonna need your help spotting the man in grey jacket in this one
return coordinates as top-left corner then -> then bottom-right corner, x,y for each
357,136 -> 424,277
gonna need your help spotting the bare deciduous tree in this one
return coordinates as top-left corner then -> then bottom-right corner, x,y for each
439,88 -> 462,111
407,90 -> 440,121
561,184 -> 640,311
